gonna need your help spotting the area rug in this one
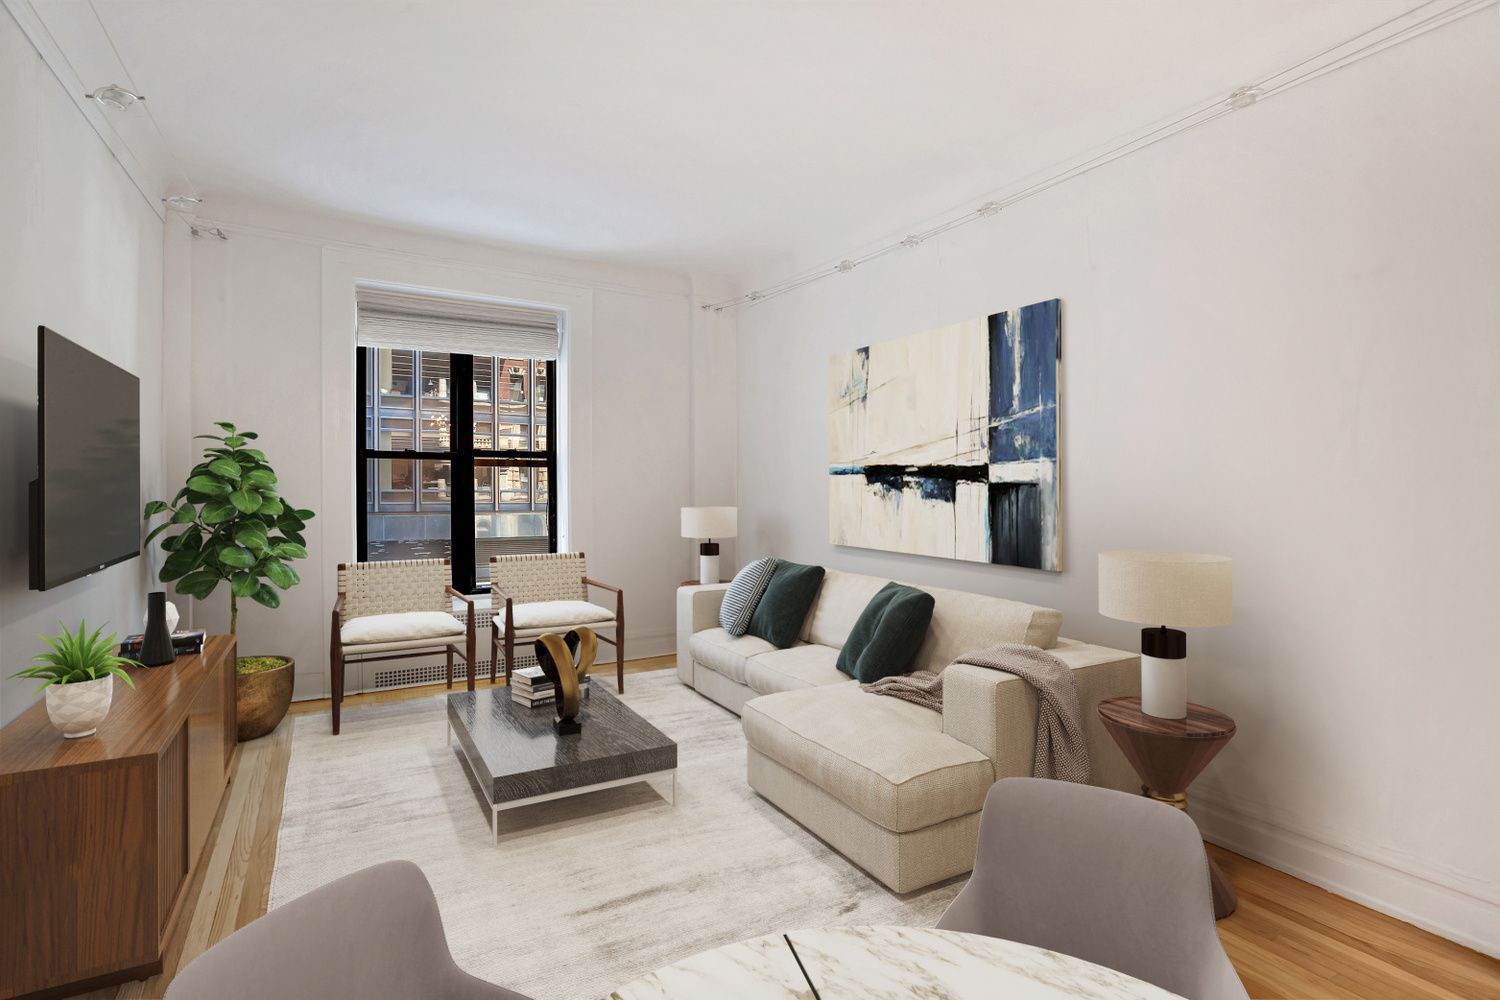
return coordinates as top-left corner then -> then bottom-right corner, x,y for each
270,669 -> 964,1000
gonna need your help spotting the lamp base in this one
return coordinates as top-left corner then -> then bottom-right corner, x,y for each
1140,627 -> 1188,719
698,542 -> 720,586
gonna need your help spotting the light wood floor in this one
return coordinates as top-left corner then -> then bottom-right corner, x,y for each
93,657 -> 1499,1000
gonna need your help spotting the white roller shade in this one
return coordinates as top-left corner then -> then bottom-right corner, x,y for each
356,287 -> 561,359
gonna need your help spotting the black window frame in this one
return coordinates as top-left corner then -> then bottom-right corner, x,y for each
356,347 -> 558,594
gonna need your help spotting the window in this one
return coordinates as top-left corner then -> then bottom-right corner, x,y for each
358,347 -> 557,593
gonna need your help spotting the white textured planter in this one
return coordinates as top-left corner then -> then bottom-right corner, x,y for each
44,676 -> 114,739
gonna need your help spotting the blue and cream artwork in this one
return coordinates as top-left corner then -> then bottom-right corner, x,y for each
828,299 -> 1061,571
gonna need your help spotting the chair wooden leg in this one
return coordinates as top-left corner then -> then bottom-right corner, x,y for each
331,641 -> 343,736
490,625 -> 498,685
466,627 -> 476,692
446,646 -> 454,690
504,630 -> 514,685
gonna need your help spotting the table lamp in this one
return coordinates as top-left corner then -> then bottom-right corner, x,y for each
1098,550 -> 1232,719
681,506 -> 737,585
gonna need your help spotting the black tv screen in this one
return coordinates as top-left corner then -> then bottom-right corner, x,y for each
31,326 -> 141,590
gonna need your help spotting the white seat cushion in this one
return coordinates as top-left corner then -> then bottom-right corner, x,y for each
745,644 -> 851,696
506,600 -> 615,630
743,684 -> 993,833
342,611 -> 465,645
689,627 -> 776,686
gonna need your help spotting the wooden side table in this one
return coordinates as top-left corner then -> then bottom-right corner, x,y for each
1098,696 -> 1238,919
679,579 -> 731,586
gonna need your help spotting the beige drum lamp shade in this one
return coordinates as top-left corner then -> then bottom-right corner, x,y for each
1098,551 -> 1232,627
681,506 -> 737,540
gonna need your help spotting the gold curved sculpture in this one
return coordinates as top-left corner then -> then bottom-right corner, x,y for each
534,627 -> 596,733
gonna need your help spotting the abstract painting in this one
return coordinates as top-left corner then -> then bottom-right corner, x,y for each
828,299 -> 1061,571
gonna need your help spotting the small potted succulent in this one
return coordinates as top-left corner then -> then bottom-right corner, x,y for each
10,622 -> 139,738
143,421 -> 314,741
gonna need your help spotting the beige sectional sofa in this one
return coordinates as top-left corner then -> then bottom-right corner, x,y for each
675,568 -> 1141,893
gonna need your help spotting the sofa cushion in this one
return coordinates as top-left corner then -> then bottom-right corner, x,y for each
748,561 -> 826,649
508,600 -> 615,630
688,627 -> 776,686
719,557 -> 780,637
742,685 -> 994,833
912,586 -> 1063,672
341,611 -> 465,645
745,644 -> 850,696
836,582 -> 936,683
803,569 -> 889,647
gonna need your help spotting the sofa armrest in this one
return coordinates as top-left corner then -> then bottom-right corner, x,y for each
675,584 -> 730,687
941,641 -> 1141,792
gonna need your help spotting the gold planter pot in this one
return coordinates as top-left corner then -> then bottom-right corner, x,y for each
237,655 -> 294,742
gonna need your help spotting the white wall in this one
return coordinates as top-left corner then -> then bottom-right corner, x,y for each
0,11 -> 165,726
165,198 -> 735,701
734,19 -> 1499,954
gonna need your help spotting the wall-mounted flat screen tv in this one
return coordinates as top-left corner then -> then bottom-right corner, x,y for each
30,326 -> 141,590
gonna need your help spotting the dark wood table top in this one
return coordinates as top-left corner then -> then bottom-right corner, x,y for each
447,686 -> 676,803
0,635 -> 234,777
680,579 -> 731,586
1098,696 -> 1236,740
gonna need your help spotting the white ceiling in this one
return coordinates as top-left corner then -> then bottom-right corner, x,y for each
29,0 -> 1420,277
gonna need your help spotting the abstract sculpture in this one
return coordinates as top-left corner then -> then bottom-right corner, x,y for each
534,627 -> 596,734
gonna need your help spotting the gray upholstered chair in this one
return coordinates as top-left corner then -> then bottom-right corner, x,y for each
489,551 -> 625,692
165,861 -> 530,1000
331,558 -> 477,734
939,778 -> 1248,1000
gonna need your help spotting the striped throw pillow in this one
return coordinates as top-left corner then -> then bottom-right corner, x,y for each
719,557 -> 780,637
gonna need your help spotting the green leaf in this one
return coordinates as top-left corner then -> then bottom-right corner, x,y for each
239,448 -> 267,462
228,489 -> 263,514
176,570 -> 220,600
234,523 -> 269,551
171,505 -> 198,524
223,435 -> 246,447
239,431 -> 258,439
294,509 -> 316,521
231,571 -> 259,597
257,497 -> 284,517
208,458 -> 242,480
216,544 -> 256,569
271,541 -> 308,560
176,529 -> 205,552
160,548 -> 201,582
244,468 -> 277,490
193,434 -> 226,442
144,521 -> 177,548
215,421 -> 237,433
250,584 -> 281,609
143,499 -> 171,517
186,474 -> 230,496
201,500 -> 237,524
264,559 -> 298,589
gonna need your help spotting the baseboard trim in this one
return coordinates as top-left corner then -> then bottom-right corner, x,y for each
1191,791 -> 1499,958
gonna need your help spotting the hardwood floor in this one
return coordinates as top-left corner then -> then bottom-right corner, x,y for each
93,657 -> 1499,1000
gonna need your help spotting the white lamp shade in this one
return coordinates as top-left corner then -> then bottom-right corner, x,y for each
1098,550 -> 1232,628
681,506 -> 737,539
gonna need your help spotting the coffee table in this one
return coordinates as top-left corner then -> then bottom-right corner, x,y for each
447,686 -> 677,844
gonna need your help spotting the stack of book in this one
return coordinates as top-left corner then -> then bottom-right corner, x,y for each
510,665 -> 591,708
119,629 -> 207,659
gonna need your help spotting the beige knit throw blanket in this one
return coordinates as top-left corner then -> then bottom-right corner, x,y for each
861,642 -> 1091,783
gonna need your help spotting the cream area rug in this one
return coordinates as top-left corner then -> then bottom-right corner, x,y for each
270,669 -> 964,1000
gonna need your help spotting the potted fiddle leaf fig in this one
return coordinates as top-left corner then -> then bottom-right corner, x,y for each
9,621 -> 139,739
143,421 -> 314,741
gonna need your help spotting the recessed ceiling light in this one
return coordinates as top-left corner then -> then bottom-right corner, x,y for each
163,195 -> 202,210
84,84 -> 144,111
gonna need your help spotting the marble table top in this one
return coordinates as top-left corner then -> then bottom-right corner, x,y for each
607,925 -> 1184,1000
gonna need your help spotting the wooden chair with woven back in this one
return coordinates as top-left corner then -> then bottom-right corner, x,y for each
330,557 -> 476,734
489,552 -> 625,693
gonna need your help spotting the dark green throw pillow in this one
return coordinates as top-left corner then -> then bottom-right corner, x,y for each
836,582 -> 936,683
747,561 -> 826,649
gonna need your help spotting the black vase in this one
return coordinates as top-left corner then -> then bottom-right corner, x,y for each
140,591 -> 177,667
